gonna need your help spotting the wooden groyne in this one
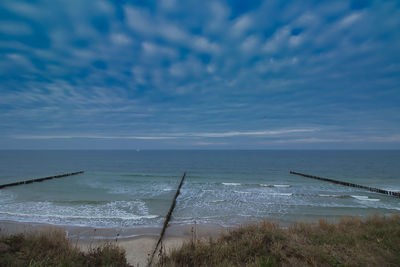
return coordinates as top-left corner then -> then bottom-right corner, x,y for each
147,172 -> 187,267
290,171 -> 400,198
0,171 -> 85,189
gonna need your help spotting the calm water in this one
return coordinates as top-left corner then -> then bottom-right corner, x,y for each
0,150 -> 399,230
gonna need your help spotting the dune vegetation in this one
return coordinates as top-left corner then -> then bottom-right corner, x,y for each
160,214 -> 400,266
1,214 -> 399,266
0,230 -> 129,267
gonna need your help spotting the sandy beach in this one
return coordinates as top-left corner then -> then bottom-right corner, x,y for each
0,220 -> 228,266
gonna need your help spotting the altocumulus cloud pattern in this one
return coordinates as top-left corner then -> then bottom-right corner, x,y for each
0,0 -> 399,149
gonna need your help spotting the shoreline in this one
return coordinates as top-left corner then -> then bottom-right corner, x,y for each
0,219 -> 229,239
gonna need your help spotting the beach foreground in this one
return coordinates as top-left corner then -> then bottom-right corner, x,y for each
0,221 -> 226,266
2,215 -> 400,266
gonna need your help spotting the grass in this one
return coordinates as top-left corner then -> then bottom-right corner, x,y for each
1,214 -> 399,266
0,230 -> 129,267
160,214 -> 400,266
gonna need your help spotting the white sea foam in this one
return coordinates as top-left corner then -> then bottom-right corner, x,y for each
0,211 -> 158,220
209,199 -> 226,203
351,195 -> 368,199
0,200 -> 158,228
234,191 -> 252,194
268,193 -> 293,196
351,195 -> 380,201
260,184 -> 291,188
222,183 -> 241,186
72,233 -> 159,240
319,194 -> 346,198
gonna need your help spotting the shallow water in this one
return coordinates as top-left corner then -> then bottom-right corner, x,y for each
0,150 -> 399,230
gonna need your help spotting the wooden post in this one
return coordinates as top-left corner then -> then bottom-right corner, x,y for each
147,172 -> 187,267
0,171 -> 85,189
290,171 -> 400,198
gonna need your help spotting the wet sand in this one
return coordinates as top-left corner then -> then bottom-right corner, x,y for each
0,220 -> 229,266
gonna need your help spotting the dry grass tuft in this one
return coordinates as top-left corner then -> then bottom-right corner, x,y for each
160,214 -> 400,266
0,230 -> 129,267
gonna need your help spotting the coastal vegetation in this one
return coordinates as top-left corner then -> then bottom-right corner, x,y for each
0,230 -> 128,267
1,214 -> 399,266
161,214 -> 400,266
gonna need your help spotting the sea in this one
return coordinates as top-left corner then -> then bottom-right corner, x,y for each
0,150 -> 399,231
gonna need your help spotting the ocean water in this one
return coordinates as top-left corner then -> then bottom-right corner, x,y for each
0,150 -> 399,230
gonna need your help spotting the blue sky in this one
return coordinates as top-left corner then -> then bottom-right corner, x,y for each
0,0 -> 399,149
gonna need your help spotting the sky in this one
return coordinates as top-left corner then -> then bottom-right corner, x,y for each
0,0 -> 399,150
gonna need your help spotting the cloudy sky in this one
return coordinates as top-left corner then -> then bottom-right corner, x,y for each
0,0 -> 399,149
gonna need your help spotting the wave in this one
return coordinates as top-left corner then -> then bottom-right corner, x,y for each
0,211 -> 159,220
222,183 -> 241,186
351,195 -> 380,202
209,199 -> 227,203
234,191 -> 252,194
54,200 -> 110,205
0,200 -> 157,228
274,184 -> 291,188
267,193 -> 293,196
260,184 -> 291,188
318,194 -> 349,199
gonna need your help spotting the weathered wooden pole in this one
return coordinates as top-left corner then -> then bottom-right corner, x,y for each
147,172 -> 187,267
0,171 -> 85,189
290,171 -> 400,198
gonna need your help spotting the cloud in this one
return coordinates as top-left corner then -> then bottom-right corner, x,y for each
11,128 -> 318,140
2,2 -> 42,19
124,6 -> 154,34
110,33 -> 132,45
141,42 -> 177,58
263,26 -> 291,53
192,37 -> 220,53
191,141 -> 229,146
274,138 -> 342,143
240,35 -> 260,52
159,0 -> 176,10
338,12 -> 363,28
5,53 -> 36,70
274,135 -> 400,144
1,0 -> 400,149
207,1 -> 230,32
12,135 -> 177,140
181,129 -> 317,138
231,14 -> 252,37
0,22 -> 32,35
159,23 -> 189,43
125,4 -> 219,55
